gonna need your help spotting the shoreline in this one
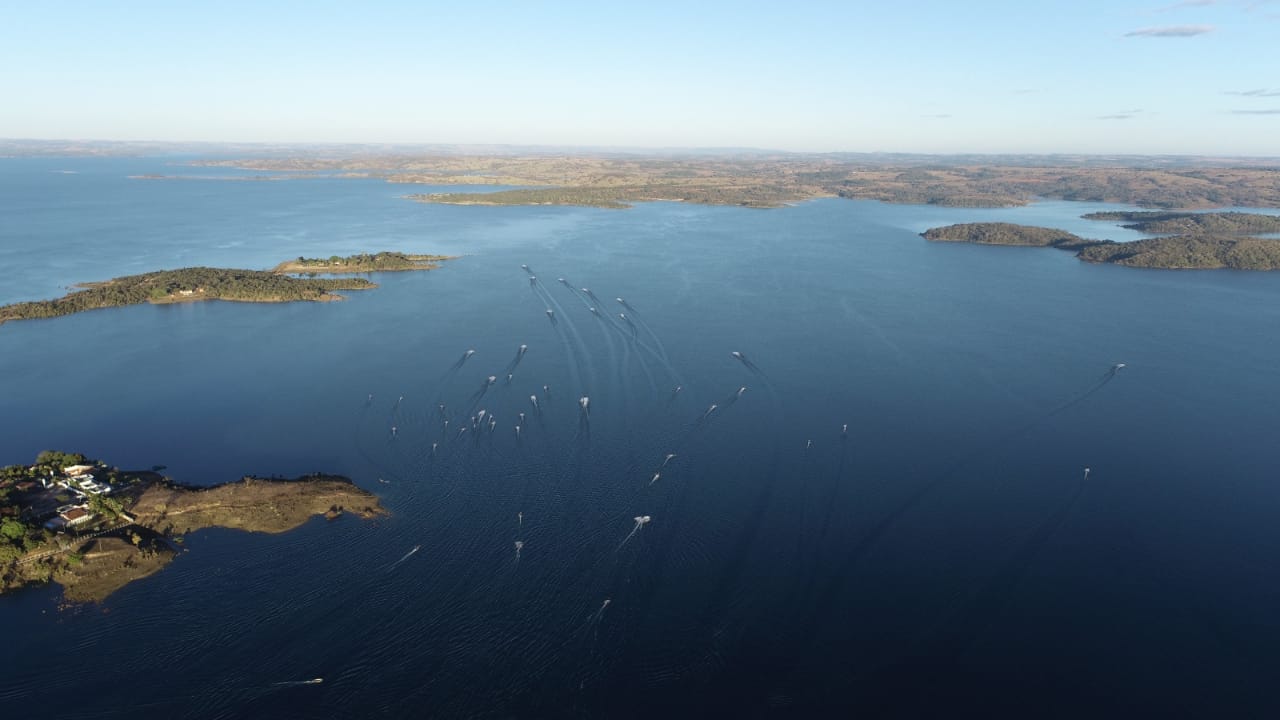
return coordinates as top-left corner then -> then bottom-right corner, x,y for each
1,453 -> 386,604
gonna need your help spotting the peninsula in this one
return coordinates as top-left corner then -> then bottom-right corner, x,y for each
0,251 -> 453,327
0,451 -> 385,603
1080,211 -> 1280,235
921,222 -> 1280,270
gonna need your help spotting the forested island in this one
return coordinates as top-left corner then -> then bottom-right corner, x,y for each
273,251 -> 453,274
191,153 -> 1280,210
920,223 -> 1095,249
0,451 -> 385,603
0,252 -> 451,327
921,222 -> 1280,270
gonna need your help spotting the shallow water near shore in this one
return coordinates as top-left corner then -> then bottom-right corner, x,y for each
3,158 -> 1280,717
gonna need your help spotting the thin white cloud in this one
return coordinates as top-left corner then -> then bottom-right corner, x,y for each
1097,109 -> 1144,120
1225,88 -> 1280,97
1125,24 -> 1215,35
1231,108 -> 1280,114
1159,0 -> 1217,10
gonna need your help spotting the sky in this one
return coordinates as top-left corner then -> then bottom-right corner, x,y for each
2,0 -> 1278,155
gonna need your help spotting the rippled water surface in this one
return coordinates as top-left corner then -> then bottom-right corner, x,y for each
3,158 -> 1280,718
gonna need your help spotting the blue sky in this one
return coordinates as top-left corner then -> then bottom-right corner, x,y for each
2,0 -> 1278,155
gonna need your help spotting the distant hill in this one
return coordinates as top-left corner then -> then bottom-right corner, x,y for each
188,153 -> 1280,210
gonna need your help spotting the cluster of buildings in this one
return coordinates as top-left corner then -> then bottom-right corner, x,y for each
38,464 -> 115,531
55,464 -> 115,496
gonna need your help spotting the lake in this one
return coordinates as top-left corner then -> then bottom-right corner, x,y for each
3,157 -> 1279,718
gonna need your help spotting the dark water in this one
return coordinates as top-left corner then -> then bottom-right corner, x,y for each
3,158 -> 1280,718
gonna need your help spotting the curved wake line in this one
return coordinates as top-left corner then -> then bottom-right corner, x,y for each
534,279 -> 595,395
532,283 -> 584,397
620,301 -> 673,365
561,281 -> 683,388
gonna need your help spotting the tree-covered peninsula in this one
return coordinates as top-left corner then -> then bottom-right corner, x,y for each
1076,235 -> 1280,270
920,222 -> 1280,270
1,451 -> 385,603
0,252 -> 452,327
1080,211 -> 1280,235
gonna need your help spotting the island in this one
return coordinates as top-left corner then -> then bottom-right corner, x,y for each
0,451 -> 385,603
920,222 -> 1095,249
920,222 -> 1280,270
273,251 -> 452,274
0,251 -> 453,327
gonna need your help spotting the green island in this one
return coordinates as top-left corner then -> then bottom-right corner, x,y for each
0,251 -> 452,327
921,221 -> 1280,270
273,251 -> 452,274
0,451 -> 385,603
194,154 -> 1280,210
920,222 -> 1095,249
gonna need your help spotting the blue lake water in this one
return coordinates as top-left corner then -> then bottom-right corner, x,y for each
3,158 -> 1280,717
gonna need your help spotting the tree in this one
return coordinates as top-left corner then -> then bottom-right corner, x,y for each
88,494 -> 123,519
0,518 -> 25,542
36,450 -> 87,469
0,543 -> 21,564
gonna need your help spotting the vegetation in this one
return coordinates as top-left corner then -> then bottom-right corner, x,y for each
1080,211 -> 1280,235
1076,235 -> 1280,270
921,223 -> 1092,248
1,465 -> 56,566
274,251 -> 453,274
35,450 -> 88,470
0,267 -> 373,326
0,250 -> 452,327
920,222 -> 1280,270
196,154 -> 1280,210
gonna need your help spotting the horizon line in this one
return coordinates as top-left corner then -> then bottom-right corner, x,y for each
3,137 -> 1280,162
